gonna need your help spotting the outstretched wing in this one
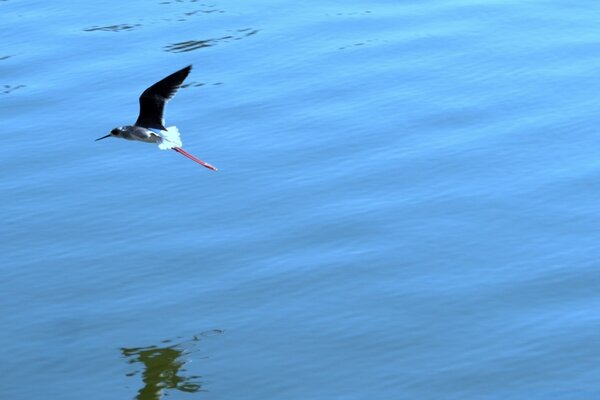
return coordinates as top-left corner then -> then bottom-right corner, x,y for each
135,65 -> 192,130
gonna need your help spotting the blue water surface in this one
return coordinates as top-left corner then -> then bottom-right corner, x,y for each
2,0 -> 600,399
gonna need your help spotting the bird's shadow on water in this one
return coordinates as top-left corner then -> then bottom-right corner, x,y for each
121,330 -> 224,400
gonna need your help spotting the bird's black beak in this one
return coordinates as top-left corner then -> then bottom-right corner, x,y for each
95,134 -> 111,141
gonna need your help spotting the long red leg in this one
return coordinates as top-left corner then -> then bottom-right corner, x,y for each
173,147 -> 218,171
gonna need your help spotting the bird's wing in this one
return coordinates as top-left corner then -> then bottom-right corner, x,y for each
135,65 -> 192,130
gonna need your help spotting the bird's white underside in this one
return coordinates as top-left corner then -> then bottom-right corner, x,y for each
156,126 -> 182,150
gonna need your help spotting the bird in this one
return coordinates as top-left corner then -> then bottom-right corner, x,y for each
95,65 -> 218,171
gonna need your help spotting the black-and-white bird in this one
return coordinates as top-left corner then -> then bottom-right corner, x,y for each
96,65 -> 218,171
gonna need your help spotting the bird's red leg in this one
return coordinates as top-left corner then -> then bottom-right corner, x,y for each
173,147 -> 218,171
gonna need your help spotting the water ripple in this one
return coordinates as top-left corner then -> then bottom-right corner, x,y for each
181,81 -> 223,88
159,0 -> 209,4
328,10 -> 372,16
338,38 -> 387,50
83,24 -> 141,32
167,38 -> 219,52
164,29 -> 258,53
184,8 -> 224,16
1,84 -> 25,95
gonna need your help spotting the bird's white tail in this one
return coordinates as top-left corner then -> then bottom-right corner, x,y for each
157,126 -> 183,150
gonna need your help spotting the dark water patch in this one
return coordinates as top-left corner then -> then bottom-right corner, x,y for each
122,331 -> 223,400
83,24 -> 141,32
1,84 -> 25,94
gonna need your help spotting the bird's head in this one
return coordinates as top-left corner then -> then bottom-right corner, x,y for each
96,127 -> 123,141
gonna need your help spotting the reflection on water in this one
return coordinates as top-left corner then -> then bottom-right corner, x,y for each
122,330 -> 223,400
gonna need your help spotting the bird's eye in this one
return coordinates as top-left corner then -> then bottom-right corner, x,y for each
111,129 -> 119,135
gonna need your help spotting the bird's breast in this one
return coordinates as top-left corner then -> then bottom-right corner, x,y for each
122,126 -> 159,143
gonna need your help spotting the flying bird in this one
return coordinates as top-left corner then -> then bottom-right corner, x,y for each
96,65 -> 218,171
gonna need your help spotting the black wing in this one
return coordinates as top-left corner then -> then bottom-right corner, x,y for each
135,65 -> 192,130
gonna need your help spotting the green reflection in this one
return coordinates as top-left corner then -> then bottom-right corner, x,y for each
122,331 -> 223,400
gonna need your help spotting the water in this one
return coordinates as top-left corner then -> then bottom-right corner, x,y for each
2,0 -> 600,398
